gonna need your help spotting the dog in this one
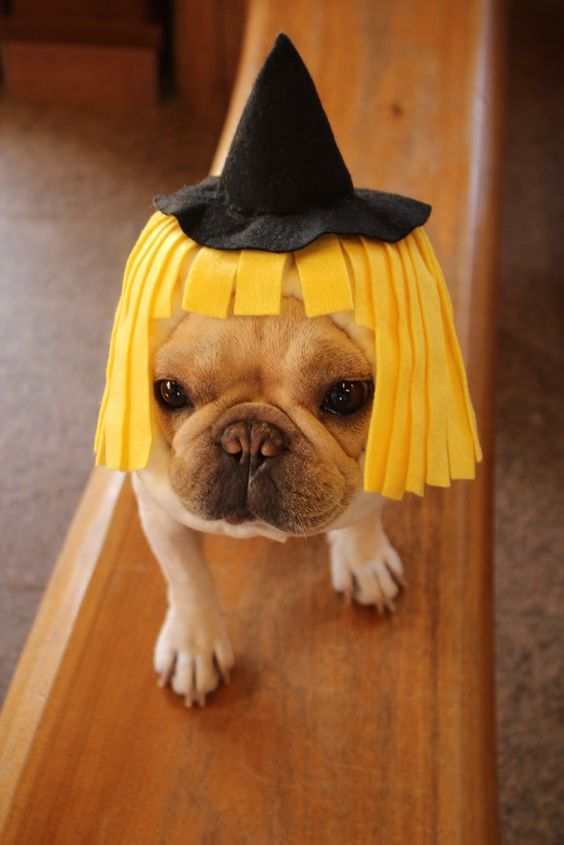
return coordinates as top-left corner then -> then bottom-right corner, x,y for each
132,292 -> 404,707
95,34 -> 480,707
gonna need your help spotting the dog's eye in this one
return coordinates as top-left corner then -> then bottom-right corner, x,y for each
321,380 -> 373,416
154,379 -> 191,410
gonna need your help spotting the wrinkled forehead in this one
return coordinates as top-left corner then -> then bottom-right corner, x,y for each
154,297 -> 373,384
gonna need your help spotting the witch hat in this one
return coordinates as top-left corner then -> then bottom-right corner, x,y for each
155,33 -> 430,252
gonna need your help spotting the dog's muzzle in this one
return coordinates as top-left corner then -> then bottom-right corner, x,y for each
214,419 -> 287,524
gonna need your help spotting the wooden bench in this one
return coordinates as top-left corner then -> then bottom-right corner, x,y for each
0,1 -> 502,841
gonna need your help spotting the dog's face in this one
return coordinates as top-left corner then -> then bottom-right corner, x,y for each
152,297 -> 374,536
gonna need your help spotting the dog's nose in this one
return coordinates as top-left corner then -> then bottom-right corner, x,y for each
219,420 -> 287,464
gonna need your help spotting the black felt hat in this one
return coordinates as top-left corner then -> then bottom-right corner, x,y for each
155,34 -> 431,253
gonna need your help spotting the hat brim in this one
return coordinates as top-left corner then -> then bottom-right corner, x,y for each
154,177 -> 431,253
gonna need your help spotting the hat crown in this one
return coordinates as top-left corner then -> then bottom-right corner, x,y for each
220,33 -> 354,216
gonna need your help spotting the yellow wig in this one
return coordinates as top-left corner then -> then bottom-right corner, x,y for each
94,210 -> 481,500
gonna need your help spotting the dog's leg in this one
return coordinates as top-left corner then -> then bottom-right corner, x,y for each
327,507 -> 405,611
132,474 -> 234,707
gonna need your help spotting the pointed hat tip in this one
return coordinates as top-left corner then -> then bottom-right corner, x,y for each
154,27 -> 431,249
274,32 -> 293,47
253,33 -> 306,83
271,32 -> 301,58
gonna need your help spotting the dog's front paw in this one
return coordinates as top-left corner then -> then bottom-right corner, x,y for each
154,607 -> 234,707
329,533 -> 405,612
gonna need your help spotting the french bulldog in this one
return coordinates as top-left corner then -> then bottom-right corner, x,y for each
132,292 -> 404,707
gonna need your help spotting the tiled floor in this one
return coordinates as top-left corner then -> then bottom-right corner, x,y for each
1,3 -> 563,842
494,2 -> 564,841
0,96 -> 218,697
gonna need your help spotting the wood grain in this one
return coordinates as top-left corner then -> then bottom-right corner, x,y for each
2,42 -> 160,109
173,0 -> 246,129
0,0 -> 502,842
0,468 -> 125,823
0,2 -> 162,47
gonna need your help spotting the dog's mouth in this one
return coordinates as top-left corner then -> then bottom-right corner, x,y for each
203,496 -> 344,536
223,509 -> 256,525
174,455 -> 351,534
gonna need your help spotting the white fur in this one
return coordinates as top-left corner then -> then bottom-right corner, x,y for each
134,473 -> 234,707
327,510 -> 405,611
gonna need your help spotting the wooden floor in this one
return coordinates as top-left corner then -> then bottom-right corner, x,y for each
0,1 -> 502,842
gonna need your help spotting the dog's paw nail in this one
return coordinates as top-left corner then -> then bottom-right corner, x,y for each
158,663 -> 174,688
214,653 -> 231,685
154,610 -> 234,707
330,535 -> 404,611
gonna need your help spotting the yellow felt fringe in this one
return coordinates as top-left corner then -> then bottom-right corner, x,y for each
182,246 -> 238,318
234,250 -> 287,315
94,210 -> 481,498
294,234 -> 354,316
